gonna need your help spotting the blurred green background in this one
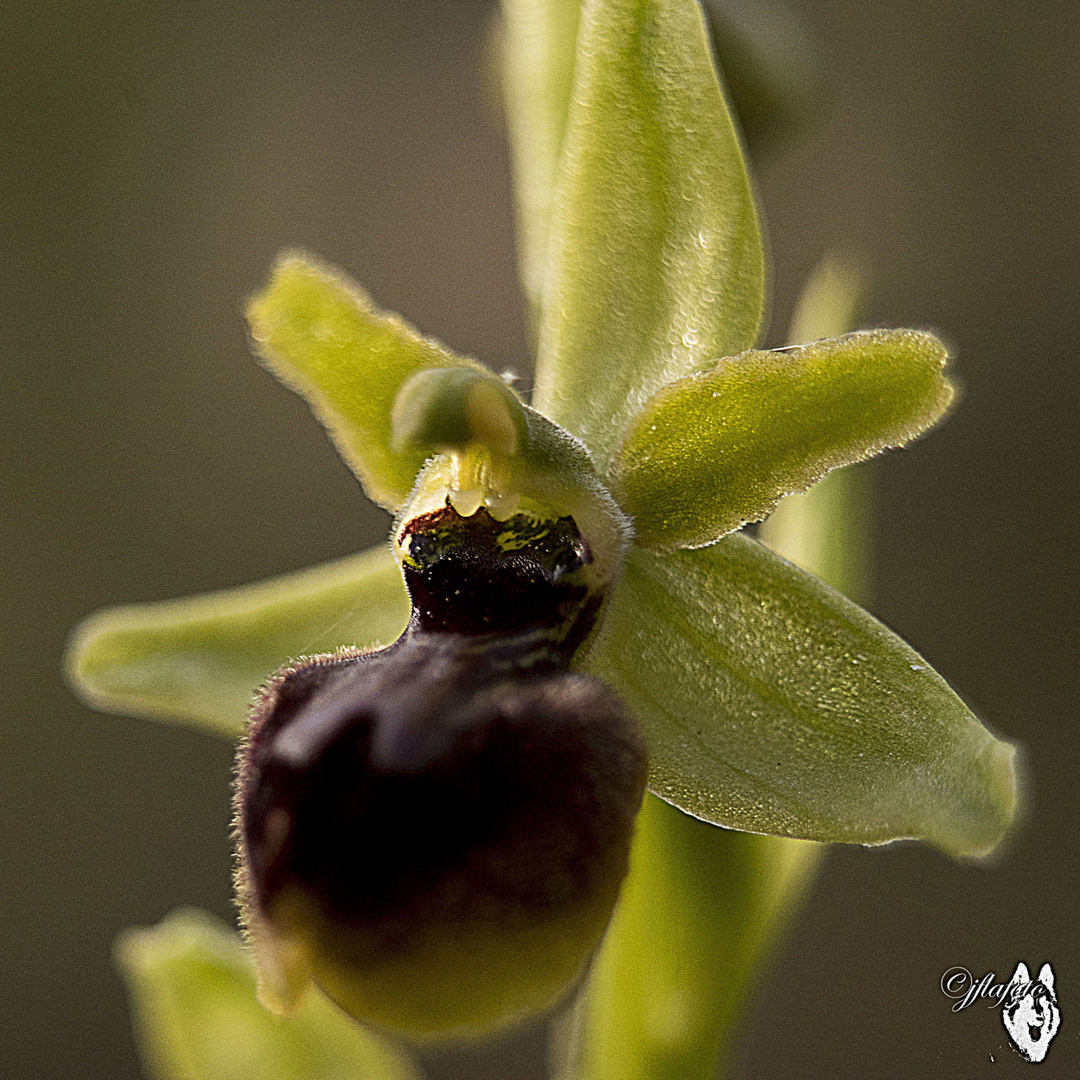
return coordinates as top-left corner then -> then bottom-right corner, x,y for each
3,1 -> 1077,1076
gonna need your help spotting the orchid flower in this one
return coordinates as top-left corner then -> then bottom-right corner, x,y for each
67,0 -> 1016,1074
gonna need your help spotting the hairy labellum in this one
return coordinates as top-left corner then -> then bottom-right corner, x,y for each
235,505 -> 646,1037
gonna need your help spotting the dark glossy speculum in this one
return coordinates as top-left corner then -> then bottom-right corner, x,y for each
236,503 -> 646,1035
398,503 -> 602,649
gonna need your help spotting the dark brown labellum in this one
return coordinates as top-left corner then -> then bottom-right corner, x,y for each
235,506 -> 646,1036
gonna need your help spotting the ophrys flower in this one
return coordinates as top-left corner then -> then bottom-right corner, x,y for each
68,0 -> 1017,1044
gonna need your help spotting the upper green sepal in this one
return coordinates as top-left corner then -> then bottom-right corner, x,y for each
585,536 -> 1018,858
116,909 -> 420,1080
610,330 -> 955,551
247,253 -> 486,510
533,0 -> 765,470
499,0 -> 582,318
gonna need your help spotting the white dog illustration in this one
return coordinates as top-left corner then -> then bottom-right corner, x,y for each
1002,962 -> 1060,1063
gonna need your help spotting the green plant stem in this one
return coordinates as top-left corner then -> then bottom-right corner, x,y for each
556,797 -> 819,1080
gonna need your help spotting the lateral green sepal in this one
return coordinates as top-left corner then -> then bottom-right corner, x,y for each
583,536 -> 1018,857
66,544 -> 409,738
610,330 -> 954,551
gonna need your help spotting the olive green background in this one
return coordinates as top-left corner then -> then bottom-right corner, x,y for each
2,1 -> 1077,1076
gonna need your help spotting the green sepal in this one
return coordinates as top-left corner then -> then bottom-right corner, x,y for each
533,0 -> 765,470
500,0 -> 582,319
247,253 -> 486,510
115,909 -> 420,1080
584,536 -> 1018,857
66,544 -> 409,738
610,330 -> 954,551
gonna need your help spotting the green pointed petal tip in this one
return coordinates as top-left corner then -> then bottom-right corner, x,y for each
611,329 -> 955,552
66,545 -> 410,738
585,537 -> 1018,859
116,909 -> 420,1080
534,0 -> 765,469
247,252 -> 486,510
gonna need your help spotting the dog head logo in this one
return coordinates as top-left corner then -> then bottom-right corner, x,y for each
1002,962 -> 1060,1062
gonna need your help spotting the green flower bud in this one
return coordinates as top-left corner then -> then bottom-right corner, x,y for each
235,502 -> 646,1039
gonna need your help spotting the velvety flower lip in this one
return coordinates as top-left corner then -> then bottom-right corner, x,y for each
232,489 -> 647,1037
67,0 -> 1018,1047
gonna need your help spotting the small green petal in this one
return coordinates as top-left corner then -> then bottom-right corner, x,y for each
67,545 -> 409,738
534,0 -> 765,470
585,537 -> 1018,857
610,330 -> 955,551
759,256 -> 872,603
247,253 -> 486,510
116,909 -> 420,1080
500,0 -> 582,319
